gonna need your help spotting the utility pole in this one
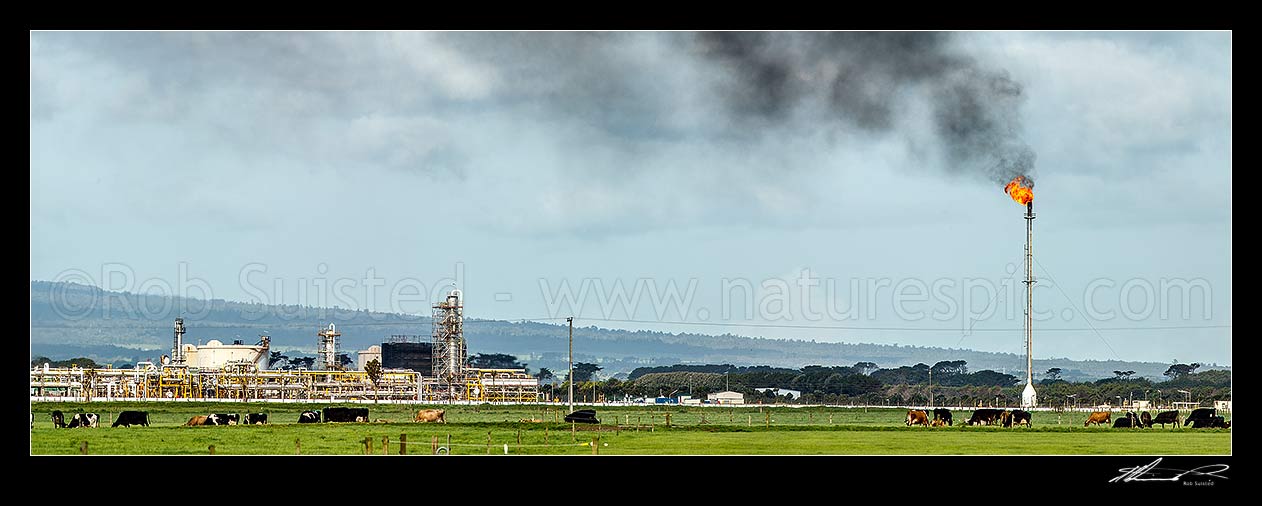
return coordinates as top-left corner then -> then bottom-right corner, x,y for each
567,317 -> 574,415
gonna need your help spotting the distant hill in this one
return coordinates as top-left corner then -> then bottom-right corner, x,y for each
30,280 -> 1222,380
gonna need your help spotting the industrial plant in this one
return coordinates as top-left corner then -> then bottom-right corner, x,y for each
29,290 -> 541,403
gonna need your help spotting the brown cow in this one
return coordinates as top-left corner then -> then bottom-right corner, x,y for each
185,415 -> 209,426
906,410 -> 930,427
1084,411 -> 1112,427
414,409 -> 446,423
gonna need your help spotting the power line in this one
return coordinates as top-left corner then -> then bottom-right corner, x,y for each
1033,257 -> 1123,361
956,253 -> 1025,349
28,319 -> 1229,332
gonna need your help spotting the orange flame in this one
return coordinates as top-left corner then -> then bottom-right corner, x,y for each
1004,176 -> 1034,205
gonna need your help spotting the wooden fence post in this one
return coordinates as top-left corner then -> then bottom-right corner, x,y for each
765,411 -> 770,428
591,437 -> 597,455
400,434 -> 407,455
79,441 -> 88,455
486,432 -> 492,454
748,414 -> 752,426
517,429 -> 522,445
208,445 -> 215,455
382,436 -> 389,455
295,438 -> 301,455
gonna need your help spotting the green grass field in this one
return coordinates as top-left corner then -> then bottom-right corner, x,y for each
29,402 -> 1231,455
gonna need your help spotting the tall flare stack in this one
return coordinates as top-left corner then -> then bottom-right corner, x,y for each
1005,175 -> 1037,408
1022,201 -> 1037,408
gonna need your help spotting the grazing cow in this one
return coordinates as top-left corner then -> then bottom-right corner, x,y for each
1152,411 -> 1181,428
1184,408 -> 1217,427
1190,416 -> 1230,429
67,413 -> 99,428
298,411 -> 320,423
906,409 -> 930,427
1139,411 -> 1152,428
112,411 -> 150,427
1112,412 -> 1141,428
998,410 -> 1014,427
932,408 -> 953,426
186,415 -> 210,426
51,410 -> 66,429
322,407 -> 369,423
1010,409 -> 1032,427
967,409 -> 1005,426
415,409 -> 447,423
244,413 -> 268,425
206,413 -> 239,426
1084,411 -> 1112,427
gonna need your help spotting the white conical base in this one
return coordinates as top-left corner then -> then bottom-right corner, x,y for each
1021,382 -> 1037,408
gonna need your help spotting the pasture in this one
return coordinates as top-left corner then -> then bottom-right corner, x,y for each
29,402 -> 1231,455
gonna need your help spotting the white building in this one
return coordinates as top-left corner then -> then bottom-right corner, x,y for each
708,390 -> 745,405
357,345 -> 382,371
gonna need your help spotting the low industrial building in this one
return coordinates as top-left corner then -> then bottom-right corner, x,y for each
707,390 -> 745,405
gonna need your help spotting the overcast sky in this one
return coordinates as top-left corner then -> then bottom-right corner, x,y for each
29,31 -> 1231,366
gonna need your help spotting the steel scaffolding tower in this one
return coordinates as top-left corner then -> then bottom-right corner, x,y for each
432,289 -> 466,400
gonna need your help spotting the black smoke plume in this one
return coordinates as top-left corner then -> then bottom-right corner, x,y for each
693,32 -> 1036,185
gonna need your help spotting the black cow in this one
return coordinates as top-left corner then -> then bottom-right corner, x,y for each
112,411 -> 149,427
1113,411 -> 1140,428
206,413 -> 239,426
1152,410 -> 1180,428
51,410 -> 66,429
245,413 -> 268,425
1010,409 -> 1032,427
933,408 -> 953,426
67,412 -> 99,428
1184,408 -> 1216,427
322,407 -> 369,423
298,411 -> 320,423
1190,416 -> 1230,429
564,409 -> 600,424
1139,411 -> 1152,428
967,408 -> 1005,426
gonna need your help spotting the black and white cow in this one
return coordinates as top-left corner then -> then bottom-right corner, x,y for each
206,413 -> 240,426
298,411 -> 320,423
322,407 -> 369,423
112,411 -> 150,427
67,412 -> 99,428
1009,409 -> 1032,427
51,410 -> 66,428
244,413 -> 267,425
